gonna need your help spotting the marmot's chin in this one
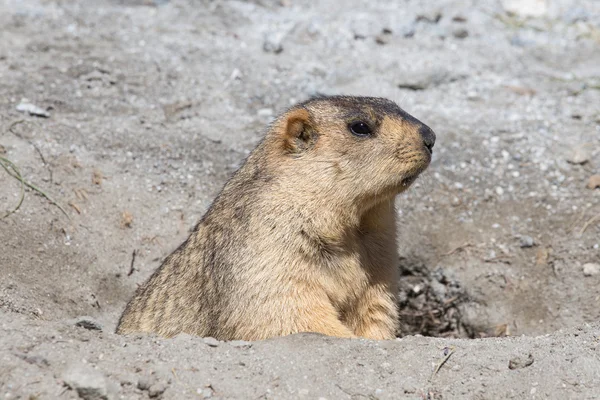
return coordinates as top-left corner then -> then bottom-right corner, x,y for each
400,174 -> 419,188
399,165 -> 428,189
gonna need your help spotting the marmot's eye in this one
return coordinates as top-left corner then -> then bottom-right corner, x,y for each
349,121 -> 372,137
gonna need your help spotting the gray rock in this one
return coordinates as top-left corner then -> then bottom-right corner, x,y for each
74,316 -> 103,331
583,263 -> 600,277
203,337 -> 220,347
148,382 -> 167,398
403,384 -> 417,394
508,353 -> 534,369
416,11 -> 442,24
62,364 -> 109,400
263,32 -> 284,54
399,23 -> 416,38
397,69 -> 465,91
374,34 -> 389,45
566,146 -> 591,165
137,377 -> 153,391
519,236 -> 535,248
229,340 -> 252,348
430,279 -> 447,299
453,28 -> 469,39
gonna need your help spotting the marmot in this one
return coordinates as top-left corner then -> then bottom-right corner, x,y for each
117,96 -> 435,340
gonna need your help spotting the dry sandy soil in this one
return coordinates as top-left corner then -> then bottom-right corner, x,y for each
1,0 -> 599,398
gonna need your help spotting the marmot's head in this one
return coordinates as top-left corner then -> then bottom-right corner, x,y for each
267,96 -> 435,206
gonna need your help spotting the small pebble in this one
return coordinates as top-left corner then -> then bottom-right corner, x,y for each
501,0 -> 548,17
257,108 -> 273,117
74,316 -> 103,331
229,340 -> 252,348
508,353 -> 534,369
397,69 -> 461,91
203,337 -> 220,347
583,263 -> 600,277
375,35 -> 389,45
62,364 -> 109,400
415,11 -> 442,24
403,385 -> 417,394
172,333 -> 194,342
587,175 -> 600,189
263,32 -> 284,54
452,28 -> 469,39
148,382 -> 167,398
16,99 -> 50,118
566,146 -> 591,165
138,378 -> 153,391
519,236 -> 535,248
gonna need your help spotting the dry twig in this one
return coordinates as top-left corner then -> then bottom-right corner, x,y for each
128,249 -> 138,276
430,346 -> 456,380
579,212 -> 600,235
440,242 -> 473,257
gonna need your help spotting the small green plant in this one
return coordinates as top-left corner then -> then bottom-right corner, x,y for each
0,155 -> 69,219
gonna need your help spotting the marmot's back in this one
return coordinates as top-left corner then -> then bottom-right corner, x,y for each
116,96 -> 435,340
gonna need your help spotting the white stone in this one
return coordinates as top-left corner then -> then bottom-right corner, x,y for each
62,364 -> 109,400
583,263 -> 600,277
501,0 -> 548,17
16,99 -> 50,118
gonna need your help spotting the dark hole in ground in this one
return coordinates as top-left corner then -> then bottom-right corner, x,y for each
396,254 -> 494,339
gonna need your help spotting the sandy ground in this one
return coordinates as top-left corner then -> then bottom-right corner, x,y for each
1,0 -> 599,398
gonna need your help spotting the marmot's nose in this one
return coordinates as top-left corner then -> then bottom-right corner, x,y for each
419,125 -> 436,153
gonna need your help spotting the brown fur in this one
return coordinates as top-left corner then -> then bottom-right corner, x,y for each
116,96 -> 435,340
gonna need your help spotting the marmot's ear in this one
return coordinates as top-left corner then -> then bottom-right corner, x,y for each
281,108 -> 318,154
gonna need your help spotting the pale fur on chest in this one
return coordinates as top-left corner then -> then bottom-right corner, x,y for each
242,197 -> 399,327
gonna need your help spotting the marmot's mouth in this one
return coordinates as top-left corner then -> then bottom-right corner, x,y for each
400,174 -> 419,187
400,161 -> 429,188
